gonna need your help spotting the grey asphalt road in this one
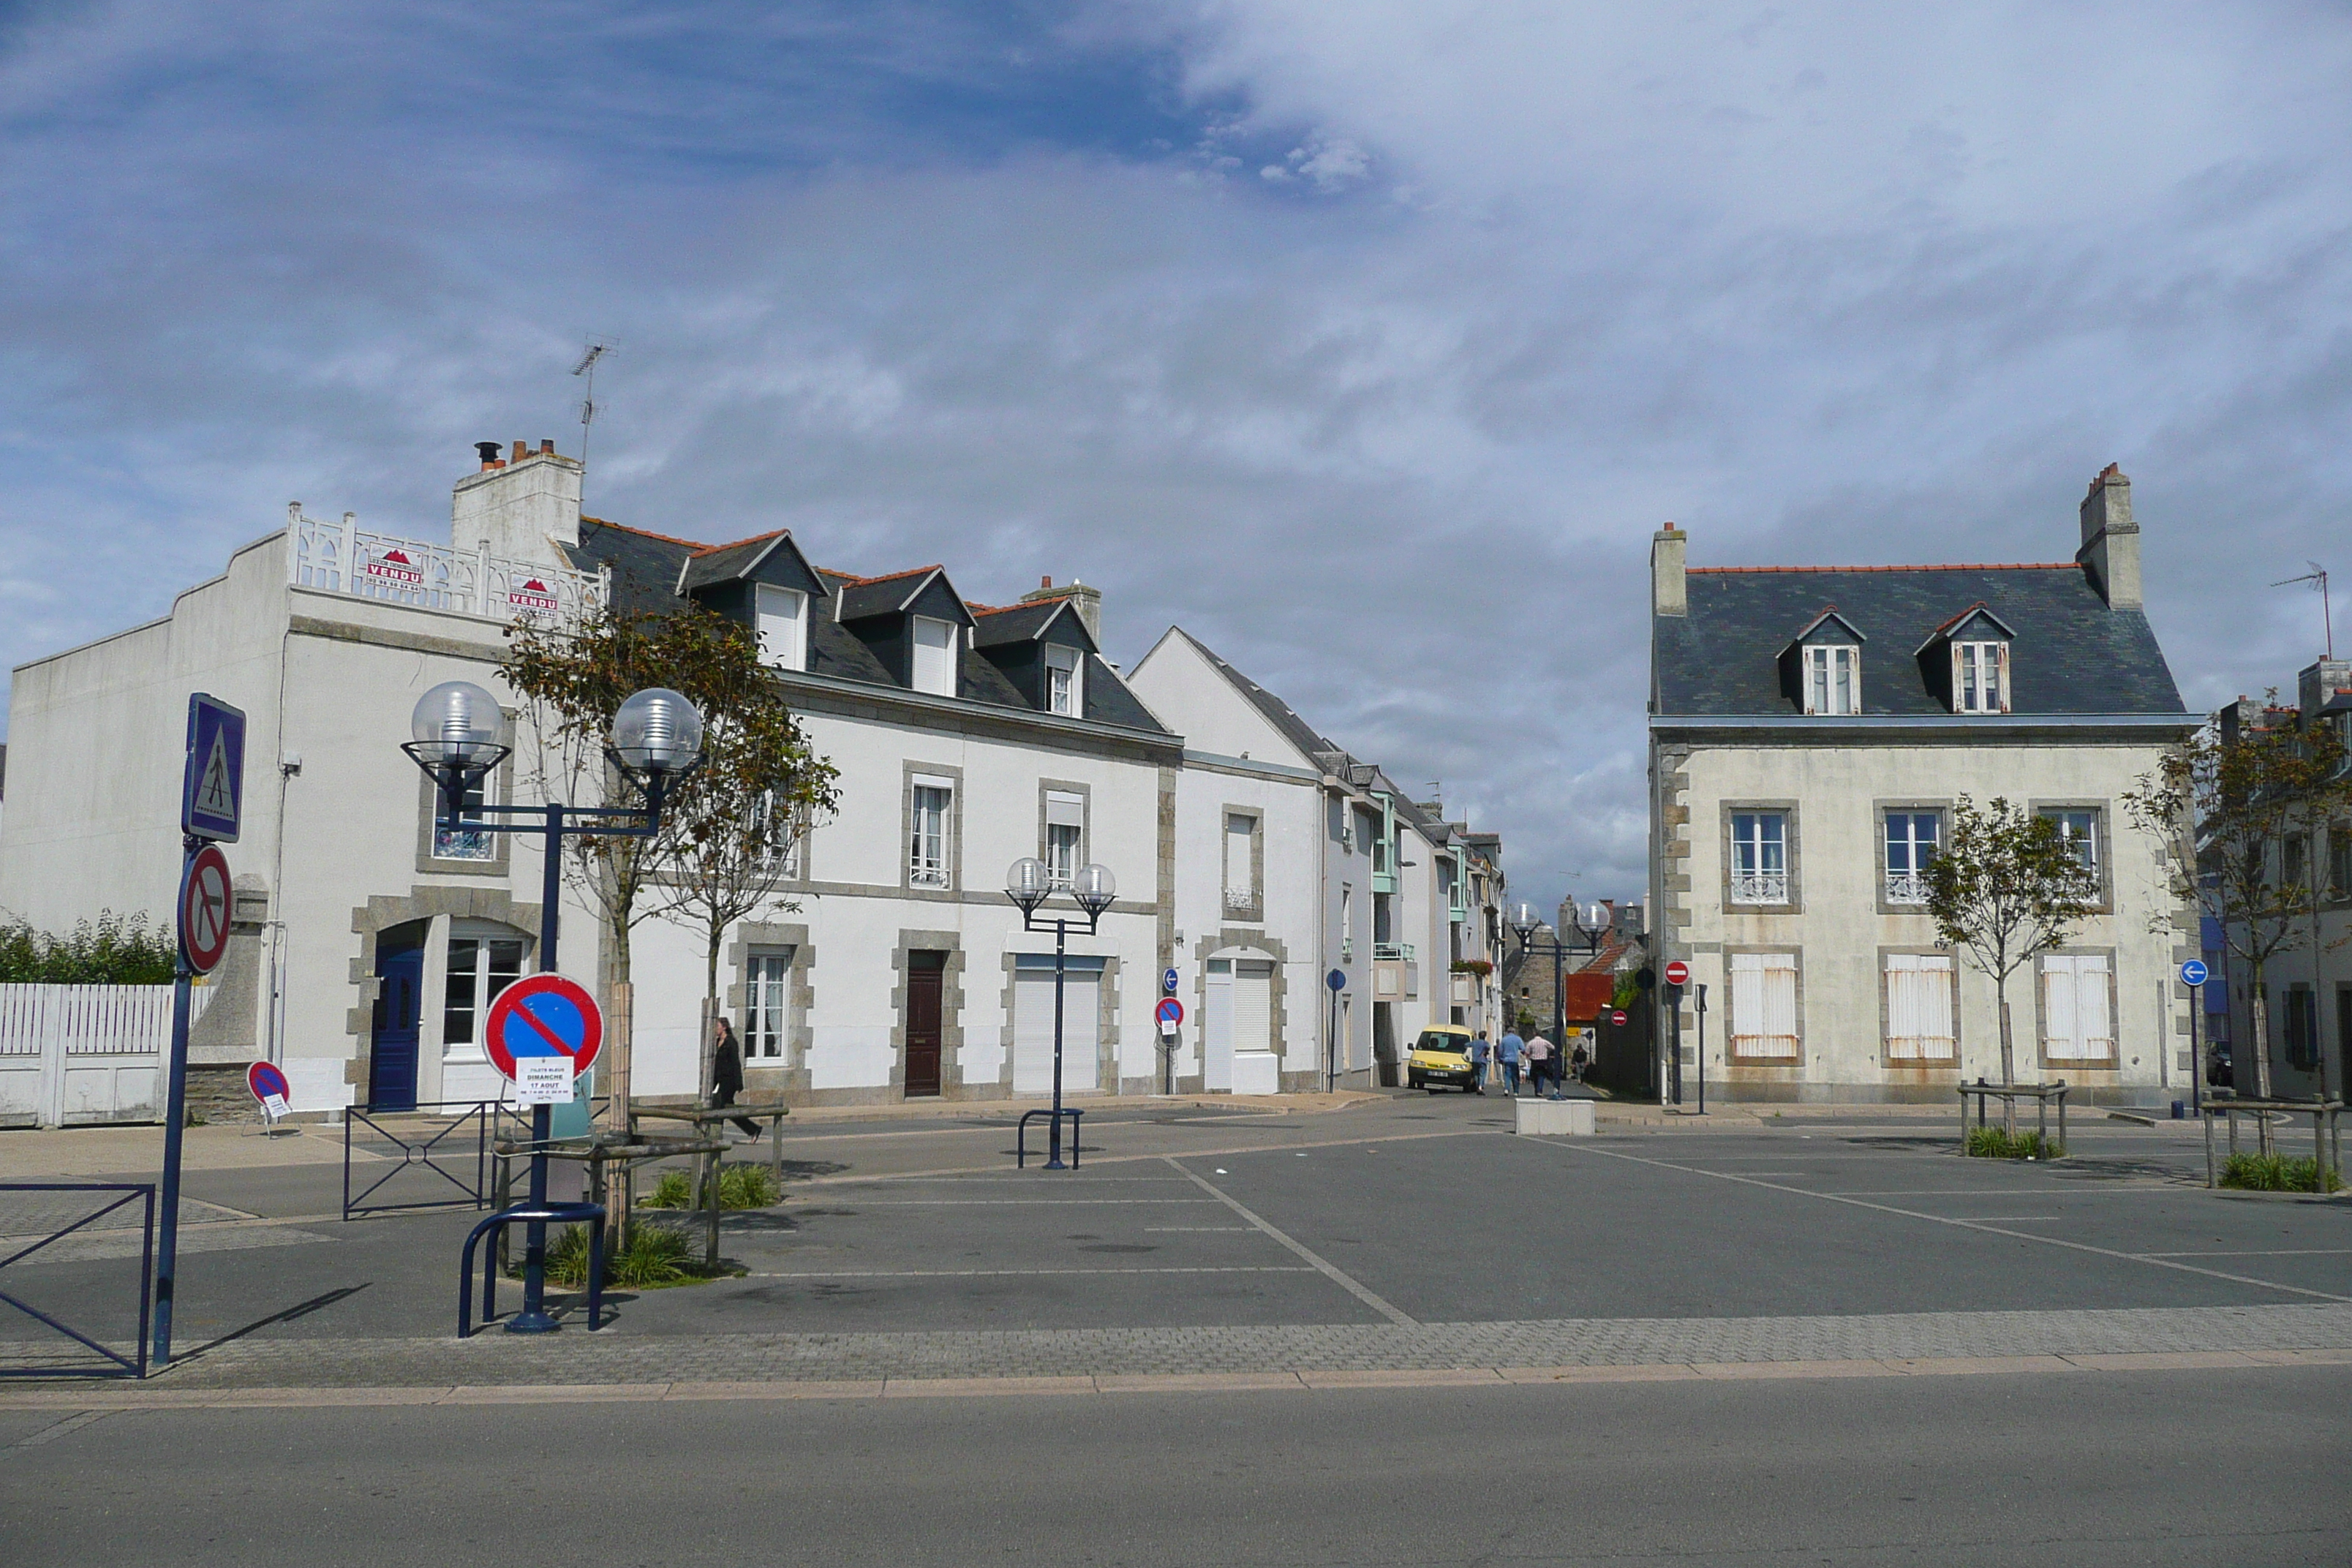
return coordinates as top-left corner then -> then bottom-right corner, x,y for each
4,1368 -> 2346,1566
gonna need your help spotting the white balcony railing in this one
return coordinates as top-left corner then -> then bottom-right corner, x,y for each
1373,942 -> 1414,962
1223,886 -> 1260,913
1884,871 -> 1932,905
1729,871 -> 1788,905
287,507 -> 607,625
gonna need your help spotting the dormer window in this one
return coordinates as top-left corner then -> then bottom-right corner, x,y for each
756,585 -> 808,672
1954,640 -> 2008,714
1044,644 -> 1083,716
911,615 -> 957,696
1804,644 -> 1860,715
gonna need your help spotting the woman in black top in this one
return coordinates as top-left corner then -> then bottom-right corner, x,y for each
710,1018 -> 761,1138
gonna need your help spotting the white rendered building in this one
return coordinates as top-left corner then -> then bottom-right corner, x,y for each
1647,466 -> 2198,1105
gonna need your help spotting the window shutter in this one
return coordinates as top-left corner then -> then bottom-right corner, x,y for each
2076,954 -> 2111,1057
2043,956 -> 2078,1058
1045,791 -> 1084,828
1763,954 -> 1798,1056
1950,644 -> 1967,714
1994,641 -> 2010,713
1730,953 -> 1765,1055
1887,954 -> 1922,1058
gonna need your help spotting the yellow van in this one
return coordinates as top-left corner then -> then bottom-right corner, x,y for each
1405,1025 -> 1480,1093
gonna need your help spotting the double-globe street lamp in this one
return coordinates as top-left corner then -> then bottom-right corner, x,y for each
1003,856 -> 1117,1170
1509,901 -> 1610,1096
404,679 -> 704,1333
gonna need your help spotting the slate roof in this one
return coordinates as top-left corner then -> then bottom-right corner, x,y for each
1654,563 -> 2187,717
562,522 -> 1168,734
972,598 -> 1096,652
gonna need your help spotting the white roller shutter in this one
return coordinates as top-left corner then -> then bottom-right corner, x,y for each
1203,961 -> 1234,1091
1233,960 -> 1273,1055
1014,967 -> 1101,1095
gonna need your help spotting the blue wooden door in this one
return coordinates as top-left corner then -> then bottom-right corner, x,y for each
369,943 -> 424,1111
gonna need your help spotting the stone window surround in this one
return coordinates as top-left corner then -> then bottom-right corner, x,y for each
993,946 -> 1123,1098
2032,944 -> 2120,1071
1036,777 -> 1092,886
1719,800 -> 1803,915
1220,805 -> 1266,924
343,886 -> 543,1092
1876,944 -> 1961,1066
902,761 -> 965,892
1874,799 -> 1950,916
1189,928 -> 1293,1090
727,920 -> 815,1095
889,929 -> 966,1098
414,727 -> 516,877
1721,944 -> 1806,1066
2028,798 -> 2114,914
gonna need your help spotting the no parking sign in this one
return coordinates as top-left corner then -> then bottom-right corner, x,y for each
483,975 -> 603,1106
1156,997 -> 1185,1039
246,1060 -> 291,1123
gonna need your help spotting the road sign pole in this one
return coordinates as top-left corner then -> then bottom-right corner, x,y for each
1047,917 -> 1068,1170
1696,983 -> 1707,1117
152,842 -> 198,1368
1667,981 -> 1684,1108
2188,979 -> 2204,1118
507,802 -> 569,1335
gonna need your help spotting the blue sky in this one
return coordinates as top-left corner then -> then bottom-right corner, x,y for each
5,1 -> 2351,911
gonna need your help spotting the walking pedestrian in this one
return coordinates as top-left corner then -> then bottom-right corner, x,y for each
1499,1029 -> 1523,1097
709,1017 -> 762,1139
1569,1036 -> 1591,1085
1523,1033 -> 1553,1097
1469,1031 -> 1490,1094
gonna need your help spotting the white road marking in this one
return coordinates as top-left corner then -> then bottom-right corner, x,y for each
1165,1157 -> 1419,1326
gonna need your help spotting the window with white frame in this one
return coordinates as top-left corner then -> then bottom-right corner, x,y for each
1883,811 -> 1939,903
1884,953 -> 1955,1060
1803,644 -> 1861,715
1730,812 -> 1788,904
2040,953 -> 2114,1061
1728,951 -> 1800,1059
1044,791 -> 1084,886
745,949 -> 792,1060
909,778 -> 953,887
751,788 -> 806,878
1044,644 -> 1083,716
911,616 -> 957,696
431,766 -> 497,862
2331,823 -> 2351,897
756,584 -> 808,672
2039,808 -> 2100,883
442,931 -> 526,1058
1224,811 -> 1259,913
1953,640 -> 2008,713
1340,883 -> 1354,963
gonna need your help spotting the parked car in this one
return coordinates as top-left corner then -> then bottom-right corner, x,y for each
1406,1025 -> 1479,1093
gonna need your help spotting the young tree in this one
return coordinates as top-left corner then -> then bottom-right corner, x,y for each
1925,796 -> 2099,1126
2124,701 -> 2349,1121
502,605 -> 828,1125
641,672 -> 838,1108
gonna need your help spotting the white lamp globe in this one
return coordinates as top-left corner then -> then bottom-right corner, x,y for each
1006,857 -> 1050,902
612,688 -> 704,774
1073,863 -> 1117,911
410,681 -> 507,766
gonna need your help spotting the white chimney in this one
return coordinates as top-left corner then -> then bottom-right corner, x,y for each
452,439 -> 582,569
1651,524 -> 1686,617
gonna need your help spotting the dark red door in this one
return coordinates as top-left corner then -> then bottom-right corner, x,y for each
905,953 -> 945,1098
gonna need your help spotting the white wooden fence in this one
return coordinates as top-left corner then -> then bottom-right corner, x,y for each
0,985 -> 214,1128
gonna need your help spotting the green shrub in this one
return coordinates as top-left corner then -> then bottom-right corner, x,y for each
1964,1126 -> 2061,1160
2218,1153 -> 2345,1194
643,1161 -> 777,1210
0,911 -> 179,985
531,1221 -> 696,1289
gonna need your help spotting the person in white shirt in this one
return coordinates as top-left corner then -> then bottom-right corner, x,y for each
1522,1034 -> 1552,1098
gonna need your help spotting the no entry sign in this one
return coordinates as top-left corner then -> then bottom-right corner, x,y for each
178,844 -> 233,975
1610,1010 -> 1628,1027
1664,960 -> 1689,987
483,974 -> 603,1104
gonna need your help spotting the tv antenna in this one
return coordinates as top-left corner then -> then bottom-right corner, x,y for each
572,340 -> 614,470
2271,562 -> 2333,658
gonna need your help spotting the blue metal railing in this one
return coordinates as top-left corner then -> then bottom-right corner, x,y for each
0,1182 -> 155,1379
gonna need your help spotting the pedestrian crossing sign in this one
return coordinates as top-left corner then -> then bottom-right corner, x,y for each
181,693 -> 247,843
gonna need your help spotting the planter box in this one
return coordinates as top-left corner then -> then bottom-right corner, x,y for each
1515,1097 -> 1595,1137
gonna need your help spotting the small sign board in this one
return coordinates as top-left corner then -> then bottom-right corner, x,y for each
2179,959 -> 2209,988
1665,960 -> 1689,987
246,1060 -> 292,1122
181,693 -> 247,843
179,844 -> 234,975
1326,968 -> 1347,992
483,974 -> 604,1093
1162,966 -> 1180,994
1610,1010 -> 1628,1027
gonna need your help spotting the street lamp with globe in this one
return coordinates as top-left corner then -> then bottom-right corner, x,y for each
1004,856 -> 1117,1169
402,679 -> 703,1332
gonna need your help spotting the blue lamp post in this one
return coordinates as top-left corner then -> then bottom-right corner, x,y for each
403,679 -> 702,1332
1004,856 -> 1116,1169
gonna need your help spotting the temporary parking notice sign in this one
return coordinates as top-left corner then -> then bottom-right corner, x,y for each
483,975 -> 603,1106
246,1060 -> 292,1121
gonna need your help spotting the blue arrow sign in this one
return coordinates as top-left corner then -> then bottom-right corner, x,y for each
1326,968 -> 1347,992
2179,960 -> 2209,988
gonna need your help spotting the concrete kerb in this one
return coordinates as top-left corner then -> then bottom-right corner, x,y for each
6,1349 -> 2351,1410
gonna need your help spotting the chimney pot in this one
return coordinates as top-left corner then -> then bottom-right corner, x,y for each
475,441 -> 502,470
1041,576 -> 1052,589
539,439 -> 554,456
510,440 -> 527,463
